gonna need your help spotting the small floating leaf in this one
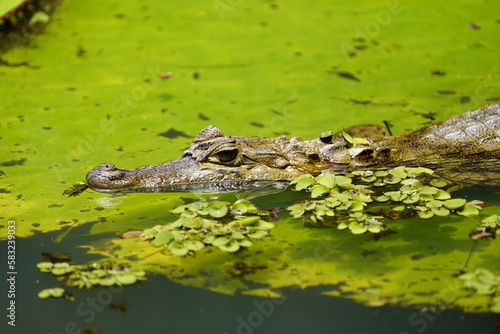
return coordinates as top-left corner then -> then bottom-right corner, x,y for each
116,274 -> 138,285
457,203 -> 480,217
213,237 -> 231,247
293,175 -> 316,190
38,287 -> 66,299
218,240 -> 240,252
389,166 -> 407,179
342,131 -> 356,147
168,240 -> 189,256
207,201 -> 229,218
151,231 -> 174,246
429,178 -> 449,188
316,174 -> 336,188
99,276 -> 117,286
434,189 -> 451,200
238,239 -> 253,247
442,198 -> 467,209
349,222 -> 368,234
311,184 -> 329,198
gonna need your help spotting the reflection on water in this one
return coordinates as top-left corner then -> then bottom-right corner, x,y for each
14,228 -> 500,334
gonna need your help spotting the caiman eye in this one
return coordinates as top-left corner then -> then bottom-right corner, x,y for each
216,149 -> 239,163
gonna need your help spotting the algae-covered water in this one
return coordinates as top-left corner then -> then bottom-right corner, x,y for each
1,1 -> 500,333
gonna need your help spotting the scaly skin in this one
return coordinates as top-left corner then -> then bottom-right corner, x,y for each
86,102 -> 500,192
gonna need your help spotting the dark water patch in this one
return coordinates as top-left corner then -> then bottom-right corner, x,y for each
157,128 -> 191,139
329,70 -> 361,82
460,96 -> 471,104
198,112 -> 210,120
0,158 -> 27,166
250,122 -> 264,128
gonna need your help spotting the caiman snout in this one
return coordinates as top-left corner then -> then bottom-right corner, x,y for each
86,162 -> 138,192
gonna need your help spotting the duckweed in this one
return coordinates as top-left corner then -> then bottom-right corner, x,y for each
140,199 -> 274,256
287,166 -> 482,234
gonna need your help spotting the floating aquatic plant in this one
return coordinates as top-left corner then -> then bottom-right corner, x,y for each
469,214 -> 500,240
37,287 -> 67,299
140,199 -> 274,256
287,166 -> 482,234
459,268 -> 500,313
37,259 -> 146,291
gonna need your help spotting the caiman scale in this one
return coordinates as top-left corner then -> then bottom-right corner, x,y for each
86,102 -> 500,193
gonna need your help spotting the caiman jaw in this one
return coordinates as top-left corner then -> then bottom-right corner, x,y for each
85,157 -> 295,193
86,162 -> 140,192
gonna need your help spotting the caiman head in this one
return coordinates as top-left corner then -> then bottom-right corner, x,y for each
86,125 -> 329,193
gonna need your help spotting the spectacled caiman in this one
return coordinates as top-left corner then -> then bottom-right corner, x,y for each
86,102 -> 500,193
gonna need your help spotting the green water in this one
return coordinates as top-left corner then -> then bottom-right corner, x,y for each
1,1 -> 500,333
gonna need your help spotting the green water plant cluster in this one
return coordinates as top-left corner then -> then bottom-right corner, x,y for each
469,214 -> 500,239
37,260 -> 146,292
140,200 -> 274,256
287,166 -> 482,234
37,287 -> 67,299
459,268 -> 500,313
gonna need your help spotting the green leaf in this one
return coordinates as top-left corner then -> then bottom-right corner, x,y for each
419,186 -> 438,195
218,240 -> 241,252
418,211 -> 434,219
335,176 -> 353,188
293,175 -> 316,190
37,287 -> 66,298
482,214 -> 500,225
442,198 -> 467,210
207,201 -> 229,218
429,178 -> 450,188
238,239 -> 253,247
457,203 -> 481,217
212,237 -> 231,247
99,276 -> 117,286
316,174 -> 336,188
434,189 -> 452,200
349,224 -> 368,234
389,166 -> 407,179
185,240 -> 205,251
182,218 -> 204,229
168,240 -> 189,256
311,184 -> 329,198
248,230 -> 268,239
342,131 -> 356,147
116,274 -> 138,285
151,231 -> 174,246
431,206 -> 450,216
